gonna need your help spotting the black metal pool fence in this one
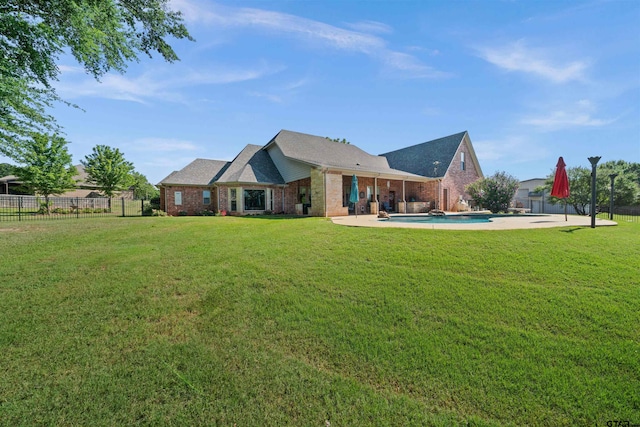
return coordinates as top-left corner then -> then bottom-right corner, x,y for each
596,205 -> 639,223
0,195 -> 146,222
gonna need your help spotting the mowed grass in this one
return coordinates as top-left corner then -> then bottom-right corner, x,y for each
0,216 -> 638,426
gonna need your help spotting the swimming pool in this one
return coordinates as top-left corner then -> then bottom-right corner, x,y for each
383,214 -> 495,224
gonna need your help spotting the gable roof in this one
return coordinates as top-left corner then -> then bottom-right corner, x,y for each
1,164 -> 98,189
157,158 -> 230,186
216,144 -> 284,185
380,131 -> 468,178
265,129 -> 428,179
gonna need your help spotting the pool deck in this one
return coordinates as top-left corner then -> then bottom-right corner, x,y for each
331,213 -> 618,230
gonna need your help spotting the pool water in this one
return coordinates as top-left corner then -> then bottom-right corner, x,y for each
385,214 -> 494,224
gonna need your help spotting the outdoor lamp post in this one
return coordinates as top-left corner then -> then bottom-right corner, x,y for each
588,156 -> 601,228
609,173 -> 618,221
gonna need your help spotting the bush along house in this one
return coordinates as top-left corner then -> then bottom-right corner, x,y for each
157,130 -> 483,217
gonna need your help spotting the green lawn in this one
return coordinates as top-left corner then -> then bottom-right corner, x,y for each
0,217 -> 638,426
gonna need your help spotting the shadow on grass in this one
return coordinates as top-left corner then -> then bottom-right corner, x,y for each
231,214 -> 314,221
560,227 -> 584,233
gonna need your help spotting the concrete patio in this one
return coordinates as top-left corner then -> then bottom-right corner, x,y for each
331,213 -> 618,230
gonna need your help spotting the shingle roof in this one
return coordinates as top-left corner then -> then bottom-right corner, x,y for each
380,131 -> 467,178
217,145 -> 284,184
157,158 -> 230,186
268,129 -> 427,178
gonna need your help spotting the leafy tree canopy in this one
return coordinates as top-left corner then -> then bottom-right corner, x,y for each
82,145 -> 134,197
325,137 -> 350,144
1,0 -> 192,159
129,171 -> 159,200
465,171 -> 519,213
13,133 -> 77,209
542,160 -> 640,214
0,162 -> 16,177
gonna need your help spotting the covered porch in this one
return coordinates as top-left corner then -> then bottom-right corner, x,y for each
338,173 -> 437,216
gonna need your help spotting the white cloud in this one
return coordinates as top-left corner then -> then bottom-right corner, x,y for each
248,91 -> 283,103
521,99 -> 615,130
344,20 -> 393,34
55,63 -> 280,103
522,111 -> 614,129
170,0 -> 445,79
474,136 -> 549,163
477,40 -> 588,83
380,51 -> 451,78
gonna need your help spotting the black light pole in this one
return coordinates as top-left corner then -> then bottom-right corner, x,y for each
588,156 -> 601,228
609,173 -> 618,221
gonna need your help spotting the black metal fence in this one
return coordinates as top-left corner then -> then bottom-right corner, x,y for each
0,195 -> 146,222
596,206 -> 640,223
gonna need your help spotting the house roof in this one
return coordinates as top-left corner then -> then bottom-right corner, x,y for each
266,129 -> 428,179
1,165 -> 95,188
380,131 -> 468,178
0,174 -> 20,183
217,144 -> 285,185
157,158 -> 230,186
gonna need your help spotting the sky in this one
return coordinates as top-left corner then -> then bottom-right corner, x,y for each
4,0 -> 640,185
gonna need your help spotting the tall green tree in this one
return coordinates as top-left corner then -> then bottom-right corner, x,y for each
466,171 -> 519,213
13,133 -> 77,212
0,162 -> 15,177
1,0 -> 192,159
82,145 -> 134,197
543,161 -> 640,214
129,171 -> 159,200
325,137 -> 350,144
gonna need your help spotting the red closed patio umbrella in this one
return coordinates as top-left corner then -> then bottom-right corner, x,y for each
551,156 -> 570,221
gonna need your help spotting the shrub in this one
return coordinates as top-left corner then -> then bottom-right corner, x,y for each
149,197 -> 161,209
142,203 -> 154,216
466,171 -> 519,213
178,210 -> 188,216
82,208 -> 94,213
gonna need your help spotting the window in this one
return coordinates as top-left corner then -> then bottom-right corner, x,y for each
268,188 -> 274,211
367,186 -> 373,202
244,189 -> 265,210
175,191 -> 182,206
299,186 -> 308,204
229,188 -> 237,211
203,190 -> 211,205
461,152 -> 466,171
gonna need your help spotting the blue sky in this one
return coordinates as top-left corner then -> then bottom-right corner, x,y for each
5,0 -> 639,185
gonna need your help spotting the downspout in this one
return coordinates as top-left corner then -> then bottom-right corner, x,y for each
282,186 -> 285,213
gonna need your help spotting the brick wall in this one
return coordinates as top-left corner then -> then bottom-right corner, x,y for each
440,138 -> 482,211
162,185 -> 215,216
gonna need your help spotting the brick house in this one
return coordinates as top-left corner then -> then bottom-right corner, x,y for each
158,130 -> 483,217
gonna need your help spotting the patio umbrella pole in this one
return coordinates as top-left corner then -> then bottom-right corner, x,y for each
350,174 -> 359,218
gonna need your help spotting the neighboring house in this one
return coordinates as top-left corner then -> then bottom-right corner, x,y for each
0,175 -> 26,195
158,129 -> 484,217
515,178 -> 581,214
0,164 -> 134,198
